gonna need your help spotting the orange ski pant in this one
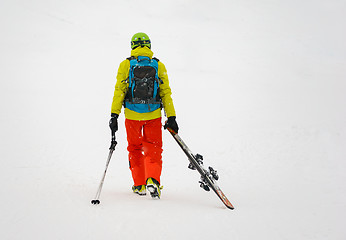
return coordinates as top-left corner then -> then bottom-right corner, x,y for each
125,117 -> 163,186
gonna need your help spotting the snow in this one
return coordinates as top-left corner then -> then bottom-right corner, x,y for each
1,0 -> 346,239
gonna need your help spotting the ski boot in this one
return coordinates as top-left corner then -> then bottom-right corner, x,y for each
146,178 -> 162,199
132,185 -> 146,196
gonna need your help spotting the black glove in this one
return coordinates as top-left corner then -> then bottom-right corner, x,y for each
109,113 -> 119,132
164,116 -> 179,133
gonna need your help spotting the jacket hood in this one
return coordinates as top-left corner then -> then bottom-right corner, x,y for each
130,46 -> 154,59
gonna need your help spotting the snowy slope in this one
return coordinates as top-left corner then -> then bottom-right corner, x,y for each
1,0 -> 346,239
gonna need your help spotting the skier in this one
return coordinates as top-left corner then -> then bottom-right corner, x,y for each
109,32 -> 178,198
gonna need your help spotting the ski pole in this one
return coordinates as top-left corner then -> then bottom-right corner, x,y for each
91,130 -> 117,205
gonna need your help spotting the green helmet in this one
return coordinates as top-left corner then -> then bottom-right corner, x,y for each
131,32 -> 151,49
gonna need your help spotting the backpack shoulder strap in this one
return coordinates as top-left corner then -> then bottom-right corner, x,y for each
127,56 -> 136,61
127,56 -> 159,62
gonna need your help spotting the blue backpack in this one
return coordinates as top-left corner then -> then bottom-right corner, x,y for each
124,56 -> 162,113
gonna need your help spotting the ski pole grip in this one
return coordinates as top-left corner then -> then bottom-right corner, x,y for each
109,130 -> 117,150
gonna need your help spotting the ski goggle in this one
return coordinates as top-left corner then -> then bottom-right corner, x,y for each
131,39 -> 151,49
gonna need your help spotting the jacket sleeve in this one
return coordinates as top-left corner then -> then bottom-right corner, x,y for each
158,61 -> 176,117
111,60 -> 130,115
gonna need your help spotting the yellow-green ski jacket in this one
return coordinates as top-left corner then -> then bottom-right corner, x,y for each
111,47 -> 176,120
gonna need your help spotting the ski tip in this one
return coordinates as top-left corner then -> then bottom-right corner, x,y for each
226,203 -> 235,210
224,202 -> 235,210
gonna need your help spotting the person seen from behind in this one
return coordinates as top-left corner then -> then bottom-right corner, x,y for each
109,32 -> 179,199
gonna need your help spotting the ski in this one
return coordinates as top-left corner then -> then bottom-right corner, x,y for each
166,128 -> 235,210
